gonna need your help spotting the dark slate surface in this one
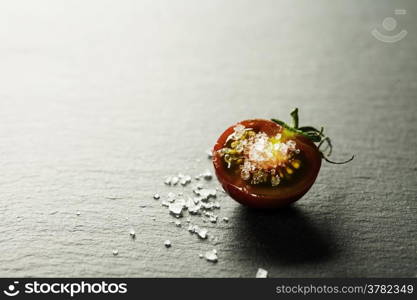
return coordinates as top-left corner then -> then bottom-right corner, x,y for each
0,0 -> 416,277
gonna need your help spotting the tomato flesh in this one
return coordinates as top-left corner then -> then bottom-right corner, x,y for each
212,119 -> 322,208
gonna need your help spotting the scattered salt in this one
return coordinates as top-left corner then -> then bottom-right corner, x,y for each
160,157 -> 230,260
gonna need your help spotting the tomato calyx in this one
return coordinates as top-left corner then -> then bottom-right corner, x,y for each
271,108 -> 354,165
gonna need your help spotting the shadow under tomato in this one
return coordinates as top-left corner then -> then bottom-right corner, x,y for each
233,205 -> 337,264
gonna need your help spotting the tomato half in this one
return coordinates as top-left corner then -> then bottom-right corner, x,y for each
212,119 -> 322,208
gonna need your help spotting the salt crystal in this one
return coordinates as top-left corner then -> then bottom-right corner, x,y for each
205,249 -> 218,262
188,224 -> 199,234
164,240 -> 171,248
164,177 -> 171,185
202,170 -> 212,180
241,169 -> 250,180
175,220 -> 181,227
167,192 -> 176,202
153,193 -> 160,200
180,175 -> 192,186
176,198 -> 186,206
129,229 -> 136,238
76,211 -> 81,216
197,228 -> 208,239
112,249 -> 119,256
169,203 -> 183,216
256,268 -> 268,278
195,183 -> 203,190
199,254 -> 203,258
209,215 -> 218,223
227,124 -> 246,142
188,202 -> 202,215
202,203 -> 214,210
222,217 -> 229,223
184,197 -> 193,208
171,176 -> 179,185
196,189 -> 217,201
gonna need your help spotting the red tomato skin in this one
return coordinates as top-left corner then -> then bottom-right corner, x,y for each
212,119 -> 322,209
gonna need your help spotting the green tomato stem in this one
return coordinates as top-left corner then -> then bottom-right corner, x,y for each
272,108 -> 354,165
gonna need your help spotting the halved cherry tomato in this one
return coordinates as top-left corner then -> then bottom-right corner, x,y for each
212,109 -> 353,208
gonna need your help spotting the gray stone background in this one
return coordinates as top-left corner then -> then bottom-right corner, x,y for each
0,0 -> 416,277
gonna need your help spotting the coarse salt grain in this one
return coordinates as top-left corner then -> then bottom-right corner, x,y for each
204,249 -> 218,262
256,268 -> 268,278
